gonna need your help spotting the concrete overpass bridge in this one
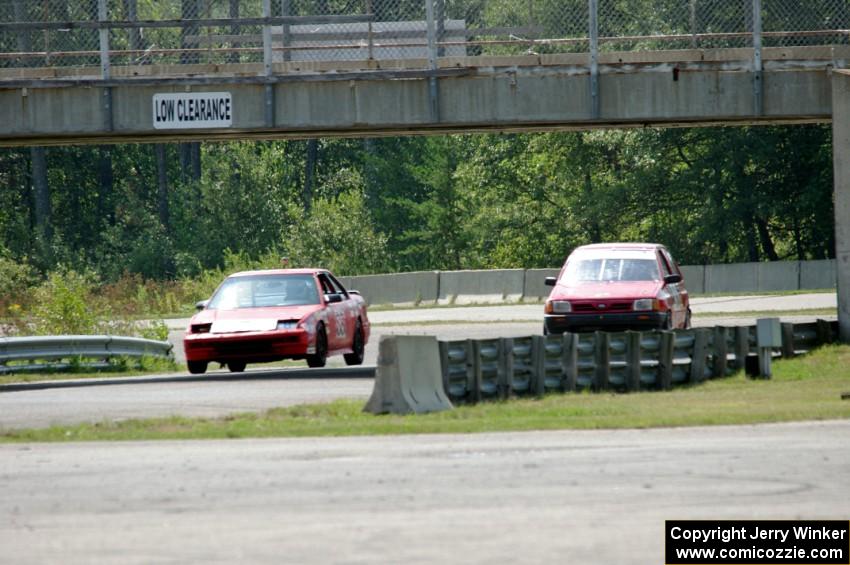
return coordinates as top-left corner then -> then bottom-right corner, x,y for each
1,0 -> 850,340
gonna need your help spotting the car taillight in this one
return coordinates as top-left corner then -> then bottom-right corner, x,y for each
190,323 -> 211,334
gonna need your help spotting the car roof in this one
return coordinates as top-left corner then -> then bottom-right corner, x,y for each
573,242 -> 664,252
227,268 -> 327,278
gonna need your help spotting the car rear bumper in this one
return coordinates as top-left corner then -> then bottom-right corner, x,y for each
183,329 -> 312,362
544,312 -> 668,333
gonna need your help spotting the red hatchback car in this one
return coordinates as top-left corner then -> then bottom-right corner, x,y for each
183,269 -> 370,374
544,243 -> 690,333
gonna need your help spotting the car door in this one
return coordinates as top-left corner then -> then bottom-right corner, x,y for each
327,273 -> 359,348
658,249 -> 685,327
318,273 -> 347,350
663,248 -> 689,323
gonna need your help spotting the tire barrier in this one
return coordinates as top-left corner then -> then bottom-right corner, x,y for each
437,320 -> 838,404
0,335 -> 174,374
363,335 -> 453,415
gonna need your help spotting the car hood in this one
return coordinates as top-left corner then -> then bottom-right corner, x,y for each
549,280 -> 663,301
189,304 -> 323,328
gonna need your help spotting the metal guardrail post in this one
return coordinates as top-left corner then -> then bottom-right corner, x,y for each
425,0 -> 440,122
503,337 -> 515,397
690,329 -> 708,383
752,0 -> 763,116
626,331 -> 641,391
532,335 -> 546,396
733,326 -> 749,371
470,339 -> 483,403
781,322 -> 796,357
438,340 -> 450,395
658,331 -> 674,390
562,333 -> 578,392
594,331 -> 610,390
497,338 -> 509,399
588,0 -> 600,120
816,319 -> 834,344
262,0 -> 275,127
712,327 -> 728,377
97,0 -> 113,131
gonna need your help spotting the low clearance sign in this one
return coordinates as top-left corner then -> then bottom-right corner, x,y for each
153,92 -> 232,129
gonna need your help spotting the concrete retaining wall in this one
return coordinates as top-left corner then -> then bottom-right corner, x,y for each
346,271 -> 439,306
679,265 -> 705,294
438,269 -> 525,305
523,268 -> 561,301
338,261 -> 835,306
800,259 -> 837,290
704,263 -> 759,294
757,261 -> 800,292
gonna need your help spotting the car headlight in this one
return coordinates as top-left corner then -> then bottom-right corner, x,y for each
190,323 -> 211,334
546,300 -> 572,314
633,299 -> 654,311
277,319 -> 298,330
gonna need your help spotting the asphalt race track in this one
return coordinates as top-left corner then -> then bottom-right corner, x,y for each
1,421 -> 849,564
0,293 -> 838,430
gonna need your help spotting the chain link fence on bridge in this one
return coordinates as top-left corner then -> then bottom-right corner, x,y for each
0,0 -> 847,70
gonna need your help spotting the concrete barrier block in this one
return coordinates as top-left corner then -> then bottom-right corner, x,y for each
438,269 -> 525,305
704,263 -> 758,294
678,265 -> 705,294
347,271 -> 439,306
523,268 -> 561,301
363,335 -> 453,415
800,259 -> 836,290
757,261 -> 800,292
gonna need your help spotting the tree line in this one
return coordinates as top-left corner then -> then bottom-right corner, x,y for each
0,125 -> 836,291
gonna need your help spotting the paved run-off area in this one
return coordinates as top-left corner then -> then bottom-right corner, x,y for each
1,421 -> 848,564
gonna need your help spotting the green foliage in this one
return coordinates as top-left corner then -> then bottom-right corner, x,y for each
284,189 -> 392,275
29,269 -> 102,335
139,320 -> 170,342
0,124 -> 837,303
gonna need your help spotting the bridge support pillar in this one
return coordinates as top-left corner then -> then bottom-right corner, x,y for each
831,70 -> 850,342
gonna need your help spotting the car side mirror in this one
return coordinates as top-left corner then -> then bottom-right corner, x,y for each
195,299 -> 209,311
348,289 -> 361,296
544,277 -> 557,287
664,274 -> 682,285
325,293 -> 343,304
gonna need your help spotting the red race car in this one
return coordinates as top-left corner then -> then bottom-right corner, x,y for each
183,269 -> 370,374
544,243 -> 691,333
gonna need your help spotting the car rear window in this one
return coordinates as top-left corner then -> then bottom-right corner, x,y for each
563,257 -> 660,283
207,274 -> 320,309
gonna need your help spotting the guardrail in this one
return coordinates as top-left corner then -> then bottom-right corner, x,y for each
0,335 -> 174,373
438,320 -> 838,404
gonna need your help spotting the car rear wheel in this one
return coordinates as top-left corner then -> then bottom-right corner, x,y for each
307,325 -> 327,368
344,321 -> 365,366
187,360 -> 208,374
227,361 -> 246,373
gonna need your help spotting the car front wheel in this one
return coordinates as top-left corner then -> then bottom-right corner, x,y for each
227,361 -> 246,373
187,360 -> 208,374
307,325 -> 328,368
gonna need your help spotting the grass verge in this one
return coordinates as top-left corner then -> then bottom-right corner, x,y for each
2,346 -> 849,443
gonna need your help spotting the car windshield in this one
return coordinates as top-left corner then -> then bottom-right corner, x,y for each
563,257 -> 660,283
206,274 -> 319,309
